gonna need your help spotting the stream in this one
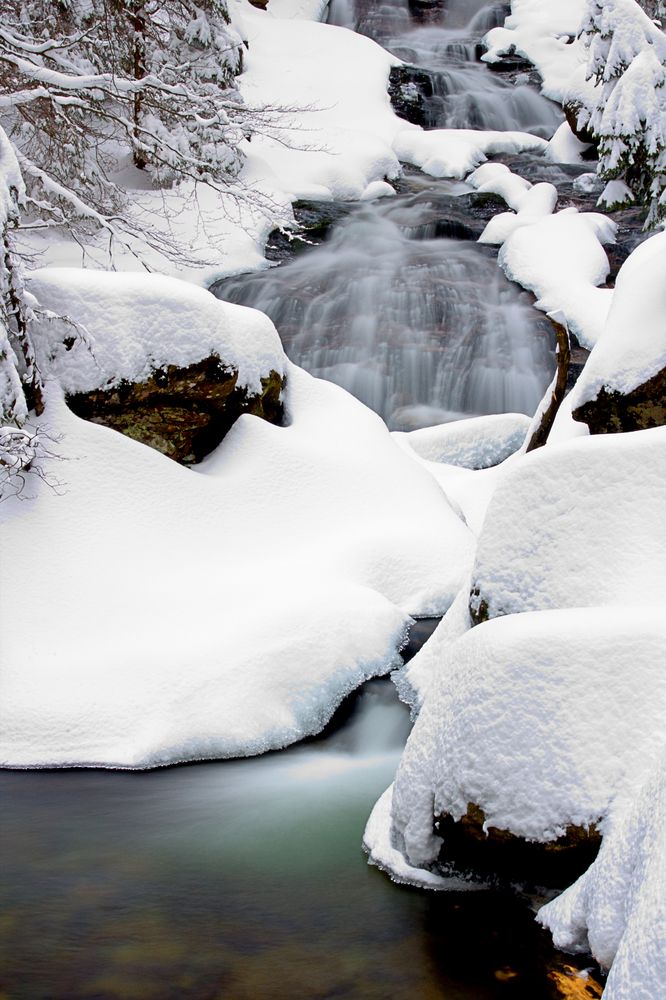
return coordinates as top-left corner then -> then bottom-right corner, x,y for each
2,2 -> 604,998
0,681 -> 598,1000
214,0 -> 563,430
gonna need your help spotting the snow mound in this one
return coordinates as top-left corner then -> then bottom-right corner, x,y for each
539,758 -> 666,1000
395,413 -> 531,470
479,182 -> 559,245
567,230 -> 666,409
388,607 -> 666,864
546,121 -> 592,164
393,129 -> 548,181
0,363 -> 473,768
482,0 -> 589,103
498,208 -> 616,348
27,268 -> 286,395
471,426 -> 666,618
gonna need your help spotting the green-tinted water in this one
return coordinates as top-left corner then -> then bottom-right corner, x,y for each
0,682 -> 598,999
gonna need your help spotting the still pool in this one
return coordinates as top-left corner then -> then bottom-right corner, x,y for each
1,682 -> 601,1000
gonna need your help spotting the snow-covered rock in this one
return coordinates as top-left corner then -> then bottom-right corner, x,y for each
539,758 -> 666,1000
482,0 -> 589,103
498,208 -> 616,348
0,362 -> 473,768
470,426 -> 666,620
28,268 -> 286,396
387,607 -> 666,865
27,268 -> 287,462
567,231 -> 666,434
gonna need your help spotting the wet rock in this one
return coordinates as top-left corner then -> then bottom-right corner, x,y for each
66,357 -> 284,465
573,366 -> 666,435
265,200 -> 357,263
388,64 -> 435,128
485,51 -> 534,74
436,803 -> 602,887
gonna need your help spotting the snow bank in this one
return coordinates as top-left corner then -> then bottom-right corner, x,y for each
539,758 -> 666,1000
389,607 -> 666,864
567,230 -> 666,409
471,426 -> 666,618
0,362 -> 473,768
27,268 -> 286,395
393,129 -> 547,181
467,162 -> 615,349
482,0 -> 589,103
394,413 -> 531,470
498,208 -> 615,348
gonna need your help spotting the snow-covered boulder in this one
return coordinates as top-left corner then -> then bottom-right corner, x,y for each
539,758 -> 666,1000
385,607 -> 666,880
27,268 -> 287,463
568,231 -> 666,435
469,426 -> 666,622
0,362 -> 473,768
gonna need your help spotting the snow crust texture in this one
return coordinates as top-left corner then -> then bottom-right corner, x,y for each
391,607 -> 666,856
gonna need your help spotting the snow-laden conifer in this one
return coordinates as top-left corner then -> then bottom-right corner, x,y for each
576,0 -> 666,224
0,0 -> 282,262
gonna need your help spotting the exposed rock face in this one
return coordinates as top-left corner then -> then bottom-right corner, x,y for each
573,366 -> 666,435
66,357 -> 284,464
436,803 -> 602,886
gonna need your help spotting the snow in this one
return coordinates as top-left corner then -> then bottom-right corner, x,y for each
26,267 -> 286,395
546,121 -> 592,164
466,160 -> 616,350
567,231 -> 666,409
539,758 -> 666,1000
471,426 -> 666,618
388,606 -> 666,865
393,129 -> 548,181
0,362 -> 473,768
498,208 -> 616,349
482,0 -> 589,103
363,784 -> 466,889
597,179 -> 634,211
478,181 -> 558,245
394,413 -> 531,470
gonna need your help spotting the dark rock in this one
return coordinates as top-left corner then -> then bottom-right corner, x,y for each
264,200 -> 357,263
486,52 -> 534,74
401,617 -> 441,663
573,366 -> 666,435
436,803 -> 602,887
66,357 -> 284,465
388,64 -> 435,128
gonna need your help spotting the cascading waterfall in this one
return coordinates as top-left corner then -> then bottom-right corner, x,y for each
214,0 -> 561,430
217,202 -> 553,429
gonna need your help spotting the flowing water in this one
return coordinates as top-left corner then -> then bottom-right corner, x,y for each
1,5 -> 598,999
0,682 -> 595,999
215,0 -> 562,429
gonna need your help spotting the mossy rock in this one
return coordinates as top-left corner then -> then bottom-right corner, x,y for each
436,803 -> 602,887
573,366 -> 666,435
66,356 -> 284,464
